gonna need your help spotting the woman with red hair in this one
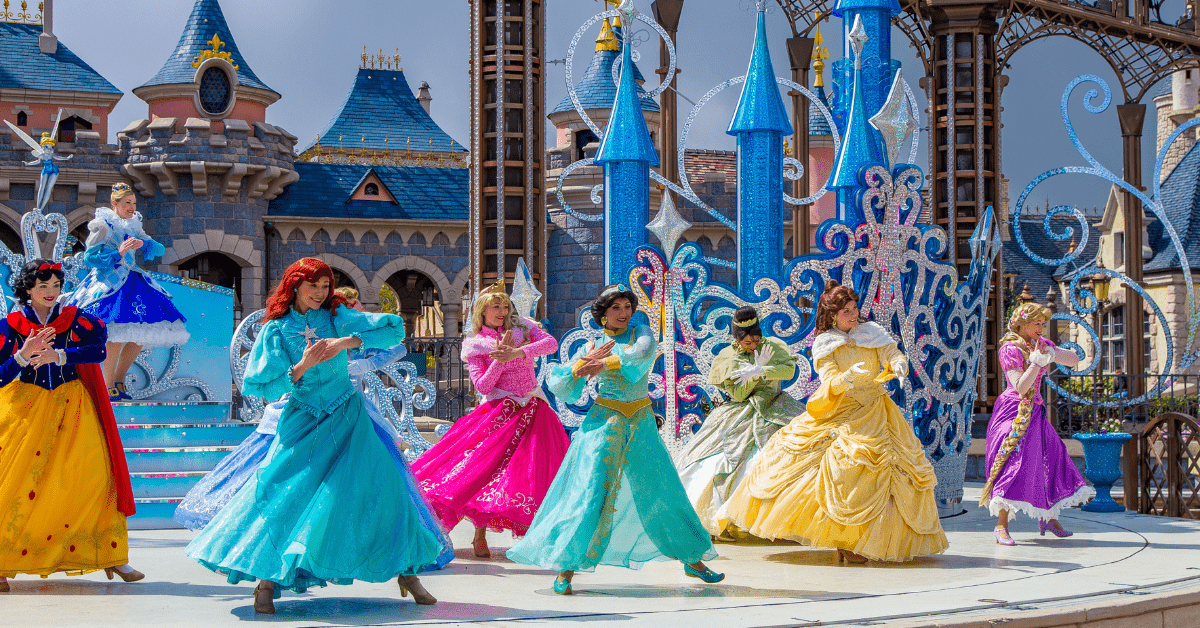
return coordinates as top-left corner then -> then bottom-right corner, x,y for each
186,258 -> 447,613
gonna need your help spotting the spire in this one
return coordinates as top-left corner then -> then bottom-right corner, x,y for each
139,0 -> 274,93
812,21 -> 829,89
727,5 -> 792,136
594,28 -> 659,166
596,0 -> 621,52
830,15 -> 884,189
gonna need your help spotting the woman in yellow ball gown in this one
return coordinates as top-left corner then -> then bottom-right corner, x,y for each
723,282 -> 947,563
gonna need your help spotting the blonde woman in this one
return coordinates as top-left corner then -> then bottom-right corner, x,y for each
412,281 -> 568,558
67,183 -> 189,400
980,303 -> 1093,545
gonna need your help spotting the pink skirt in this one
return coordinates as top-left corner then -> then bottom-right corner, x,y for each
413,396 -> 569,535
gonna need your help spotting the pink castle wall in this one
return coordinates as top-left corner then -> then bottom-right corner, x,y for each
808,144 -> 835,248
147,97 -> 267,133
1,102 -> 110,143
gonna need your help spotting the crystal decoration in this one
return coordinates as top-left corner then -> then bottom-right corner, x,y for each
511,257 -> 543,320
869,70 -> 920,167
646,192 -> 691,261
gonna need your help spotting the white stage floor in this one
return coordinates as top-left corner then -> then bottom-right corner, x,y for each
5,483 -> 1199,627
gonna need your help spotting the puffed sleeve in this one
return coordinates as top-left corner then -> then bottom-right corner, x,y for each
346,344 -> 406,377
547,341 -> 589,405
331,305 -> 406,351
61,312 -> 107,366
82,218 -> 119,270
242,323 -> 295,402
139,236 -> 165,262
762,337 -> 799,381
804,352 -> 852,420
0,321 -> 24,388
608,325 -> 657,383
998,343 -> 1026,372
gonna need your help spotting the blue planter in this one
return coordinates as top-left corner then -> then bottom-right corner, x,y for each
1073,432 -> 1133,513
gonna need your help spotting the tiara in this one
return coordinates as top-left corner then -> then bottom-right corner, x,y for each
478,278 -> 506,298
733,316 -> 759,328
112,183 -> 132,192
600,284 -> 628,298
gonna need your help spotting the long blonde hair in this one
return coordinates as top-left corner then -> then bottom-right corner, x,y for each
980,302 -> 1053,507
469,292 -> 527,336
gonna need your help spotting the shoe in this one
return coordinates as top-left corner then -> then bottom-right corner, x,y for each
683,564 -> 725,583
472,534 -> 491,558
116,382 -> 133,401
104,566 -> 145,582
837,549 -> 868,564
397,575 -> 436,605
0,577 -> 9,593
108,386 -> 122,402
994,527 -> 1016,546
1040,520 -> 1074,538
553,576 -> 573,595
253,581 -> 275,614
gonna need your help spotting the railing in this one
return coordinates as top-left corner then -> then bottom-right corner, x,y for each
402,337 -> 473,422
1048,373 -> 1200,436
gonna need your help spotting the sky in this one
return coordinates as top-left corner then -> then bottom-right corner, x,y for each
52,0 -> 1184,218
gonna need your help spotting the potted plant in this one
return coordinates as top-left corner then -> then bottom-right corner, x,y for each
1073,416 -> 1132,513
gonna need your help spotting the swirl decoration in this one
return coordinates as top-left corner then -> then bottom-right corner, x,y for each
230,309 -> 439,456
539,164 -> 1001,513
0,207 -> 88,313
1010,74 -> 1199,408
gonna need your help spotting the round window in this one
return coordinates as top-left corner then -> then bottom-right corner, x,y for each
198,66 -> 232,115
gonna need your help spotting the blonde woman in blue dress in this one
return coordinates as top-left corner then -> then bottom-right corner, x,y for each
507,284 -> 722,594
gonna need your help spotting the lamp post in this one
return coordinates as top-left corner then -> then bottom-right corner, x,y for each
1089,269 -> 1112,424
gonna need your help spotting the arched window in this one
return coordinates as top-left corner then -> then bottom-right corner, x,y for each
15,111 -> 27,127
364,182 -> 379,196
198,67 -> 232,115
180,252 -> 242,305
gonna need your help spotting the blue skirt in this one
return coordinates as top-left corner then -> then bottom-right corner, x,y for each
78,272 -> 189,346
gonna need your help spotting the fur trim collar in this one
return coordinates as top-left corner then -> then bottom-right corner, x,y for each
811,321 -> 895,362
94,206 -> 145,234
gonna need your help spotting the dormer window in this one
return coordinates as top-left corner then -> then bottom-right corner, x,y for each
57,116 -> 92,143
199,66 -> 232,115
15,111 -> 27,126
365,182 -> 379,196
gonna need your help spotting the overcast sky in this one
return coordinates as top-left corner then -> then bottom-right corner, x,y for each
53,0 -> 1182,219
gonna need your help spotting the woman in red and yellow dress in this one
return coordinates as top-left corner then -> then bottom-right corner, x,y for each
0,260 -> 142,592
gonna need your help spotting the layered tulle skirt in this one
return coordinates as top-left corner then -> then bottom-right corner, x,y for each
186,391 -> 451,593
76,272 -> 189,347
413,395 -> 569,535
0,380 -> 129,577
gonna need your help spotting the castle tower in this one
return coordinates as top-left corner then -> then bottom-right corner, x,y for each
122,0 -> 297,314
467,0 -> 546,302
806,30 -> 837,246
1154,70 -> 1200,183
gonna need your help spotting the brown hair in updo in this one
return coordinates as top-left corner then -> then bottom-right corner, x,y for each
814,281 -> 865,333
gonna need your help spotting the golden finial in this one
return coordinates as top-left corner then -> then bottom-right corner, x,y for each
394,48 -> 402,70
783,137 -> 791,156
594,0 -> 621,52
361,46 -> 368,69
191,34 -> 239,70
812,16 -> 829,89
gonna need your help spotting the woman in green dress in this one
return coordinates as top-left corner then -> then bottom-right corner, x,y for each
507,284 -> 723,594
675,306 -> 802,539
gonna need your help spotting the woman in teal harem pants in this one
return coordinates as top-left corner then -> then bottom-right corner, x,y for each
186,258 -> 447,613
507,284 -> 724,594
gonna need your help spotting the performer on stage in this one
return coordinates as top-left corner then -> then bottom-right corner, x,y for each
675,306 -> 801,539
334,287 -> 365,311
724,282 -> 947,563
186,258 -> 446,613
980,303 -> 1092,545
68,183 -> 188,401
412,280 -> 568,557
507,284 -> 722,595
0,260 -> 142,592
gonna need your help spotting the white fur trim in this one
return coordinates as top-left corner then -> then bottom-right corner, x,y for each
812,321 -> 896,362
106,321 -> 190,347
92,207 -> 145,234
987,485 -> 1097,522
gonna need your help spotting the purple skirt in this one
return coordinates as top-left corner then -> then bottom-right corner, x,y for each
984,394 -> 1094,521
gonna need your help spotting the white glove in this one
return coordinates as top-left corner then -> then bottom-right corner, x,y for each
733,363 -> 766,386
891,359 -> 909,377
1028,348 -> 1054,367
754,343 -> 775,368
847,361 -> 869,376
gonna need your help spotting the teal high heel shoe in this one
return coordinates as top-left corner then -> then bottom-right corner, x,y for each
684,564 -> 725,583
553,576 -> 573,595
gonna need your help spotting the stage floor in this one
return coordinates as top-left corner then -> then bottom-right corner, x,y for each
5,483 -> 1199,628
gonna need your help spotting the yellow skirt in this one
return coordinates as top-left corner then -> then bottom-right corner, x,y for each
0,380 -> 129,578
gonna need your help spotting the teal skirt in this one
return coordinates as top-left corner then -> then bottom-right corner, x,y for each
186,391 -> 447,593
507,401 -> 716,572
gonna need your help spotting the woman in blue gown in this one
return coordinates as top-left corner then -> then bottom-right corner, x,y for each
507,284 -> 723,594
186,258 -> 447,613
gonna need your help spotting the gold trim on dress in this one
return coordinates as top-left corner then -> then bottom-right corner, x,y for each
594,397 -> 651,419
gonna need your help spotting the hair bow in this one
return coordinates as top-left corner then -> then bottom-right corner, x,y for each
38,262 -> 62,272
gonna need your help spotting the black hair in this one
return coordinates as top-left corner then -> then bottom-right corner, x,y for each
591,284 -> 638,326
14,259 -> 65,304
731,306 -> 763,341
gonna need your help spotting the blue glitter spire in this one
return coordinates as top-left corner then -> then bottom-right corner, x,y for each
726,7 -> 793,136
830,16 -> 885,224
594,30 -> 660,167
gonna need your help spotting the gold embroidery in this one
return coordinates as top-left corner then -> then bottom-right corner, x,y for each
594,397 -> 651,418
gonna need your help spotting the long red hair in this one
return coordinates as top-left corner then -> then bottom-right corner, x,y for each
265,257 -> 348,320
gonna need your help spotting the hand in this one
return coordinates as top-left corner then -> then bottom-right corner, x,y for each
847,361 -> 869,377
754,343 -> 775,368
584,340 -> 616,363
29,348 -> 61,368
1028,349 -> 1053,367
118,238 -> 143,256
19,328 -> 55,363
574,340 -> 617,379
733,364 -> 766,386
575,360 -> 606,379
294,338 -> 341,380
489,330 -> 525,363
891,359 -> 909,378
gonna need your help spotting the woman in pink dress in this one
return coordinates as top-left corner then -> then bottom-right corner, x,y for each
412,281 -> 570,557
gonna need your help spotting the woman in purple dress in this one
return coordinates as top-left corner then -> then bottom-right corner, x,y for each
980,303 -> 1094,545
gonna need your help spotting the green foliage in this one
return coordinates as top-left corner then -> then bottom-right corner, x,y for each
379,283 -> 398,315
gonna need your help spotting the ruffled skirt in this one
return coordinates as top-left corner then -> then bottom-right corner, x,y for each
77,272 -> 189,346
0,380 -> 129,577
413,396 -> 569,535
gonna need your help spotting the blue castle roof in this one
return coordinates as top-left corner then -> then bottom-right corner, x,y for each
594,36 -> 660,166
727,9 -> 792,136
1147,141 -> 1200,272
552,39 -> 659,115
0,22 -> 120,95
808,85 -> 833,136
269,163 -> 467,221
140,0 -> 274,93
306,68 -> 465,154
